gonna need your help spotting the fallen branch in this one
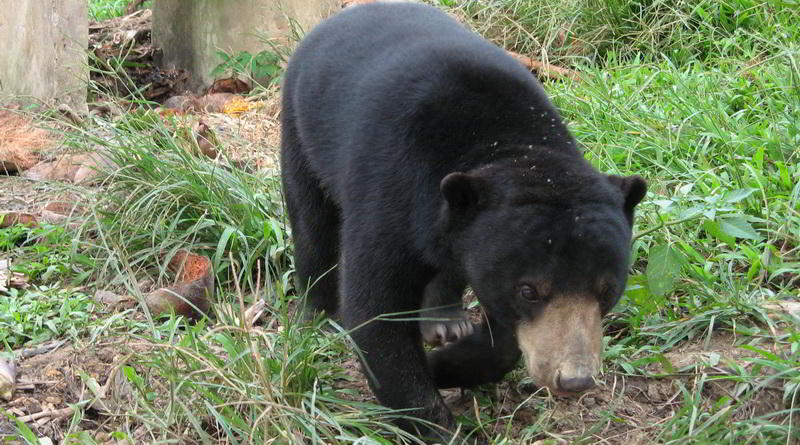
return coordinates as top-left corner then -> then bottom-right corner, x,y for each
14,380 -> 60,391
507,51 -> 579,81
126,0 -> 147,14
17,406 -> 76,423
17,339 -> 68,359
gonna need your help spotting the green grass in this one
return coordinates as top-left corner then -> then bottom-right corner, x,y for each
89,0 -> 152,21
447,0 -> 799,66
0,286 -> 93,349
74,109 -> 291,294
1,222 -> 96,348
3,0 -> 799,443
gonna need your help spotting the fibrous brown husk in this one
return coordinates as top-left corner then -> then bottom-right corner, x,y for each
145,250 -> 214,320
208,78 -> 251,95
94,250 -> 214,320
0,111 -> 52,174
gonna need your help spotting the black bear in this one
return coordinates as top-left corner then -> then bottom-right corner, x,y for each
280,2 -> 646,440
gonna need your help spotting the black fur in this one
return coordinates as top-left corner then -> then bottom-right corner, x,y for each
280,3 -> 645,439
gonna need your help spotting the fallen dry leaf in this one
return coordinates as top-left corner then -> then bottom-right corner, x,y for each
245,299 -> 267,326
222,97 -> 264,117
73,151 -> 116,184
21,151 -> 114,184
208,77 -> 251,95
763,301 -> 800,320
94,290 -> 135,307
0,212 -> 37,228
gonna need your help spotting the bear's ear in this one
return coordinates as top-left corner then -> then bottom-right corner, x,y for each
608,174 -> 647,221
440,172 -> 486,211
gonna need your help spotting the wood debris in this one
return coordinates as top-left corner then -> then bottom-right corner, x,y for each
90,9 -> 190,102
507,51 -> 580,81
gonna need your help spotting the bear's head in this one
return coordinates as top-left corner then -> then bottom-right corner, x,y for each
439,147 -> 646,394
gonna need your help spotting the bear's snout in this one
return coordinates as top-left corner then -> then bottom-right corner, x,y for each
556,362 -> 597,392
516,294 -> 603,394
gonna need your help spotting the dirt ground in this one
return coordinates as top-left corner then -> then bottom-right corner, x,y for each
331,330 -> 791,444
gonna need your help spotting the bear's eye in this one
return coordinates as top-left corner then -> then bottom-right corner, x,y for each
519,285 -> 540,303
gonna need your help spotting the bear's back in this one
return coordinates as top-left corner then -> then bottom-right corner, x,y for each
282,3 -> 576,208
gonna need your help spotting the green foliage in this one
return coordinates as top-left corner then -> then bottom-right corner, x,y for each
645,244 -> 685,298
0,286 -> 93,349
211,50 -> 284,85
117,297 -> 422,443
88,0 -> 152,21
547,47 -> 799,304
1,222 -> 93,286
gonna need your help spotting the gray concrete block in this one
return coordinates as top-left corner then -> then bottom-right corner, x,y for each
153,0 -> 339,91
0,0 -> 88,111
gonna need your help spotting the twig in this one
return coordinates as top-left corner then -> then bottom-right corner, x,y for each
633,213 -> 703,241
126,0 -> 147,14
17,406 -> 75,423
507,51 -> 580,81
17,339 -> 68,359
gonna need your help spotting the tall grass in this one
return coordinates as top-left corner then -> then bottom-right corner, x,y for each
448,0 -> 798,66
71,109 -> 291,295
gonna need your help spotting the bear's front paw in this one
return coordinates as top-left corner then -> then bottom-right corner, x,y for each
420,308 -> 474,347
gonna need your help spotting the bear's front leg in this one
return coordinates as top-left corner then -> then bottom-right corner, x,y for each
428,316 -> 521,389
339,246 -> 457,440
420,270 -> 473,346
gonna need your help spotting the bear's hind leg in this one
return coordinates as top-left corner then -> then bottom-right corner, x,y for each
280,124 -> 340,317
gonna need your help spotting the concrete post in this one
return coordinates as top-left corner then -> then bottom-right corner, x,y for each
153,0 -> 339,91
0,0 -> 88,111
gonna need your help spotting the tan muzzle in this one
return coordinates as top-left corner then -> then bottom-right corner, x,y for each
516,294 -> 603,394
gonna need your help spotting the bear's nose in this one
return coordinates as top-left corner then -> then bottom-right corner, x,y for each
556,367 -> 596,393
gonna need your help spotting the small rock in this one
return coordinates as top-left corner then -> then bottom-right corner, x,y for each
95,290 -> 133,306
0,358 -> 16,401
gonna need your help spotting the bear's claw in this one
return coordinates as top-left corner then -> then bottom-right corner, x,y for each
420,309 -> 474,346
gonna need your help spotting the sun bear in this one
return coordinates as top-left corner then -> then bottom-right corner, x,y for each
280,2 -> 646,440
